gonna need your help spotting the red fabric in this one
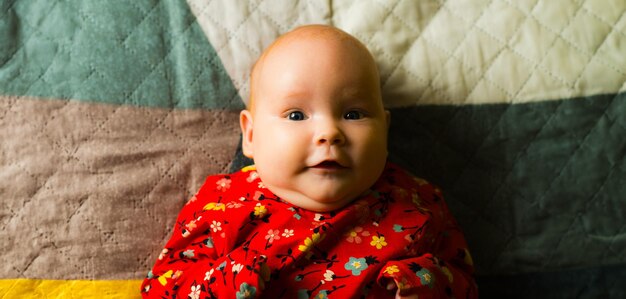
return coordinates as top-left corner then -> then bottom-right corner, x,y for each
141,163 -> 477,298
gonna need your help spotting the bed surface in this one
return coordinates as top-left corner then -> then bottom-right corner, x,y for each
1,0 -> 625,298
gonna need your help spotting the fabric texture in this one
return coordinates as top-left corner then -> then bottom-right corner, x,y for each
1,1 -> 625,298
142,163 -> 476,298
0,279 -> 141,299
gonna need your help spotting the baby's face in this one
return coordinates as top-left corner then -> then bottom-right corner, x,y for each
240,26 -> 389,212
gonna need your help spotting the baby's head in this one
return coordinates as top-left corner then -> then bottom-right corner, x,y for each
240,25 -> 390,212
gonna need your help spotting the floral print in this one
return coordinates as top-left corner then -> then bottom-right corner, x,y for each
282,229 -> 294,238
298,232 -> 325,253
210,220 -> 222,232
416,268 -> 435,288
264,229 -> 280,243
344,257 -> 368,276
189,284 -> 202,299
141,163 -> 476,298
383,265 -> 400,276
253,204 -> 268,217
344,226 -> 370,243
204,202 -> 226,211
236,282 -> 257,299
370,235 -> 388,249
216,177 -> 231,191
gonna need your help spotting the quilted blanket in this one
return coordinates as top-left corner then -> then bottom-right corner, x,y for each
1,0 -> 624,298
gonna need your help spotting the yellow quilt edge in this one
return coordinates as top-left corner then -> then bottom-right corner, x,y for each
0,279 -> 142,299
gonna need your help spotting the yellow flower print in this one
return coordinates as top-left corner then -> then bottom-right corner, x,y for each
298,232 -> 325,252
384,265 -> 400,276
241,165 -> 256,172
370,235 -> 388,249
254,204 -> 268,218
158,270 -> 173,286
158,270 -> 183,286
203,202 -> 226,211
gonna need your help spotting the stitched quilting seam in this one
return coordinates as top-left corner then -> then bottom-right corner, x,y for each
196,0 -> 267,89
543,92 -> 625,267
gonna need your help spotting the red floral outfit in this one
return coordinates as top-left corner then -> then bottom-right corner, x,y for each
141,163 -> 477,298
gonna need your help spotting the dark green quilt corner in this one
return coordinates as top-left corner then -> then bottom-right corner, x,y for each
388,92 -> 626,276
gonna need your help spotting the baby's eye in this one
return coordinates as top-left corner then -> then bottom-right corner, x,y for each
344,111 -> 363,120
287,111 -> 306,121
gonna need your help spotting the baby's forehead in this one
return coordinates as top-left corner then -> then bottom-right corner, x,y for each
256,27 -> 376,82
269,26 -> 364,57
249,25 -> 379,110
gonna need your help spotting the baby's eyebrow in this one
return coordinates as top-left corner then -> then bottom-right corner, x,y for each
340,86 -> 360,95
340,88 -> 375,102
283,90 -> 310,99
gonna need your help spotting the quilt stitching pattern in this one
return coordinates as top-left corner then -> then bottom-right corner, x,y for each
196,0 -> 626,106
579,92 -> 626,262
187,0 -> 329,104
449,0 -> 583,251
1,1 -> 244,279
1,0 -> 625,289
374,0 -> 435,88
492,97 -> 590,266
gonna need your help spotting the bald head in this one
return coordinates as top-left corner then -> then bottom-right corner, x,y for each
248,25 -> 380,113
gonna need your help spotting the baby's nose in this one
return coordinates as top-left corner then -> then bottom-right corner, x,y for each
315,121 -> 345,146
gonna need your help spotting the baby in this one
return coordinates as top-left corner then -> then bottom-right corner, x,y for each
142,25 -> 477,299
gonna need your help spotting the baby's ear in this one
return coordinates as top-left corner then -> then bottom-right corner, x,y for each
239,109 -> 255,159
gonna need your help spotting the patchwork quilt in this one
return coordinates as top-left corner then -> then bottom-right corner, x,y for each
1,0 -> 625,298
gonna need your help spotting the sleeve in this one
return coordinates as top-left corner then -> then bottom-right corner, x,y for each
141,175 -> 270,299
376,181 -> 478,299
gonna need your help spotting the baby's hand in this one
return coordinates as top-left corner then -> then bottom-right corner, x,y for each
386,281 -> 419,299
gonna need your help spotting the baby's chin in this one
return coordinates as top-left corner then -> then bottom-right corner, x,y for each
272,187 -> 367,213
286,198 -> 351,213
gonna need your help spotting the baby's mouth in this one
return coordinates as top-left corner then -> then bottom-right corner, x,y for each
310,160 -> 347,170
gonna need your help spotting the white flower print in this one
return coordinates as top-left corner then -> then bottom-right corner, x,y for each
282,229 -> 294,238
265,229 -> 281,244
226,201 -> 243,208
189,284 -> 201,299
158,248 -> 168,260
232,263 -> 244,273
323,269 -> 335,283
210,220 -> 222,232
204,268 -> 214,281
